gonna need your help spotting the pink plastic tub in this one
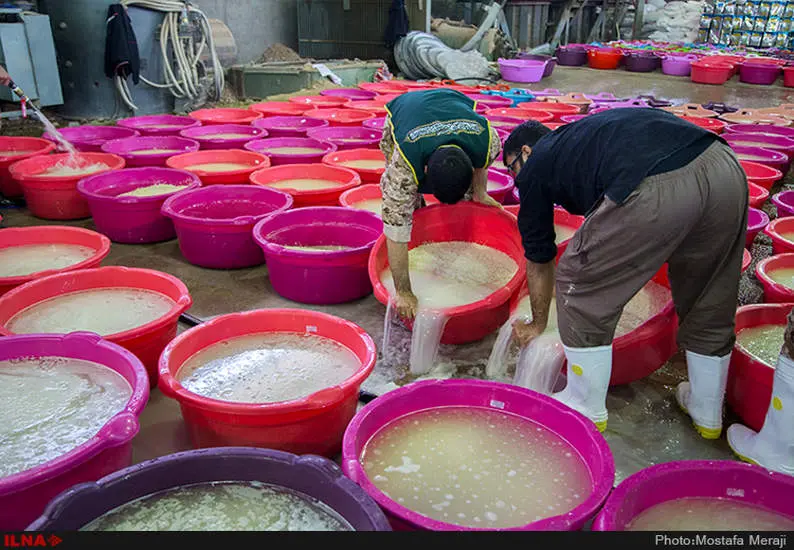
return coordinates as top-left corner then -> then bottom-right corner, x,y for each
0,226 -> 111,297
252,115 -> 329,138
116,114 -> 201,137
498,58 -> 548,83
746,207 -> 770,247
43,125 -> 140,153
77,167 -> 202,244
466,93 -> 513,110
244,137 -> 336,165
8,152 -> 125,220
289,95 -> 349,109
756,253 -> 794,302
161,184 -> 293,268
729,145 -> 788,173
741,160 -> 783,190
304,108 -> 376,127
725,123 -> 794,139
486,168 -> 515,203
0,332 -> 149,531
342,378 -> 615,531
249,101 -> 309,117
100,136 -> 200,167
322,148 -> 385,184
158,309 -> 376,456
179,124 -> 266,150
165,149 -> 269,185
0,137 -> 56,198
188,108 -> 262,126
772,190 -> 794,217
306,127 -> 382,151
749,181 -> 770,209
321,88 -> 378,101
253,207 -> 383,304
486,115 -> 526,132
338,184 -> 382,214
362,116 -> 386,131
369,203 -> 526,345
250,163 -> 361,208
764,216 -> 794,254
661,54 -> 698,76
0,266 -> 192,386
592,460 -> 794,530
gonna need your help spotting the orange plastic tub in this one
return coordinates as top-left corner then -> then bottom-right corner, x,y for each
158,308 -> 376,456
0,137 -> 55,198
303,108 -> 375,127
368,202 -> 526,345
0,226 -> 111,296
8,153 -> 125,220
249,102 -> 309,117
322,148 -> 385,184
0,266 -> 192,387
166,149 -> 269,185
250,163 -> 361,208
189,108 -> 262,126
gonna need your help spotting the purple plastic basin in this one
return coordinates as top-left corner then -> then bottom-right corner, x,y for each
161,184 -> 293,269
0,332 -> 149,531
747,207 -> 770,247
362,117 -> 387,131
725,123 -> 794,139
592,460 -> 794,531
724,132 -> 794,172
528,88 -> 562,98
516,53 -> 557,77
321,88 -> 378,101
306,127 -> 382,151
498,58 -> 548,83
252,116 -> 329,138
661,54 -> 698,76
27,447 -> 391,531
116,115 -> 201,137
100,136 -> 200,167
77,167 -> 202,244
624,52 -> 660,73
730,145 -> 789,173
740,62 -> 782,85
44,126 -> 140,153
342,379 -> 615,531
244,137 -> 337,165
253,206 -> 383,304
555,46 -> 587,66
772,190 -> 794,217
584,92 -> 621,102
179,124 -> 266,150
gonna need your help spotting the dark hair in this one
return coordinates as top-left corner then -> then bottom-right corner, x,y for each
426,146 -> 473,204
503,120 -> 551,159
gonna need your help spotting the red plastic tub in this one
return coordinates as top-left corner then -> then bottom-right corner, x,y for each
727,303 -> 794,431
250,163 -> 361,208
244,137 -> 337,165
358,81 -> 409,94
322,148 -> 385,184
740,160 -> 783,190
0,332 -> 149,531
519,101 -> 582,120
8,153 -> 125,220
369,202 -> 527,345
158,308 -> 376,456
343,101 -> 388,117
289,95 -> 348,109
505,203 -> 584,260
304,108 -> 376,127
743,248 -> 751,272
680,115 -> 727,134
249,101 -> 310,117
188,108 -> 262,126
116,114 -> 201,137
179,123 -> 266,150
0,136 -> 56,198
0,226 -> 111,296
690,61 -> 733,85
338,184 -> 383,215
252,115 -> 329,138
784,66 -> 794,88
756,253 -> 794,303
100,136 -> 200,167
587,48 -> 623,70
749,181 -> 770,208
321,87 -> 378,101
306,127 -> 382,151
0,266 -> 192,387
165,149 -> 269,185
486,107 -> 554,122
764,216 -> 794,254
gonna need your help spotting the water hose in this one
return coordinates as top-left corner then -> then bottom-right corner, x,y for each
117,0 -> 224,111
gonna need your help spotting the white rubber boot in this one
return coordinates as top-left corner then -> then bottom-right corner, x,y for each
676,350 -> 730,440
553,344 -> 611,432
727,354 -> 794,476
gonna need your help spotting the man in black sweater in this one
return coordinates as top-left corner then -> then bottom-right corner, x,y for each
506,108 -> 748,436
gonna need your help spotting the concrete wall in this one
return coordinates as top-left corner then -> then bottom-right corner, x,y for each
193,0 -> 298,64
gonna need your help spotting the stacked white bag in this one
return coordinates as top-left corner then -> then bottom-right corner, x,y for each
621,0 -> 706,42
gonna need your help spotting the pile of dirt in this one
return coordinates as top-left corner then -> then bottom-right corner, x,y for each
258,43 -> 303,64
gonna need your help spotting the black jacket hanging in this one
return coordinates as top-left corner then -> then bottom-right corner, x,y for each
105,4 -> 140,85
384,0 -> 410,47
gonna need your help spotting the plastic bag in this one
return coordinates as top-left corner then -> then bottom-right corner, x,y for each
513,332 -> 566,395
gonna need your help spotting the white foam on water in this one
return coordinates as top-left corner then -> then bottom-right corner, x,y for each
268,179 -> 342,191
185,162 -> 249,172
0,356 -> 131,478
351,198 -> 382,215
176,332 -> 360,404
127,149 -> 181,156
81,481 -> 353,531
7,288 -> 176,336
627,497 -> 794,531
40,160 -> 108,177
118,184 -> 190,198
736,324 -> 785,368
339,159 -> 385,170
0,244 -> 95,278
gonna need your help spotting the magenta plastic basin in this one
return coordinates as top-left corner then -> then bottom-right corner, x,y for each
244,137 -> 336,165
362,117 -> 386,131
179,124 -> 266,150
306,127 -> 382,151
486,168 -> 515,203
27,447 -> 391,531
116,115 -> 201,137
100,136 -> 200,167
161,184 -> 293,269
342,378 -> 615,531
772,190 -> 794,218
77,167 -> 202,244
253,206 -> 383,304
729,145 -> 789,173
44,126 -> 140,153
725,124 -> 794,139
0,332 -> 148,531
252,116 -> 329,138
747,207 -> 770,247
592,460 -> 794,531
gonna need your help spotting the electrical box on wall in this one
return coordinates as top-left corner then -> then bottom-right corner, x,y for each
0,9 -> 63,107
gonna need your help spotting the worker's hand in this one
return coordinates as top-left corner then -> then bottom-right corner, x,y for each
474,192 -> 503,209
512,318 -> 546,348
394,290 -> 419,320
0,66 -> 10,87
